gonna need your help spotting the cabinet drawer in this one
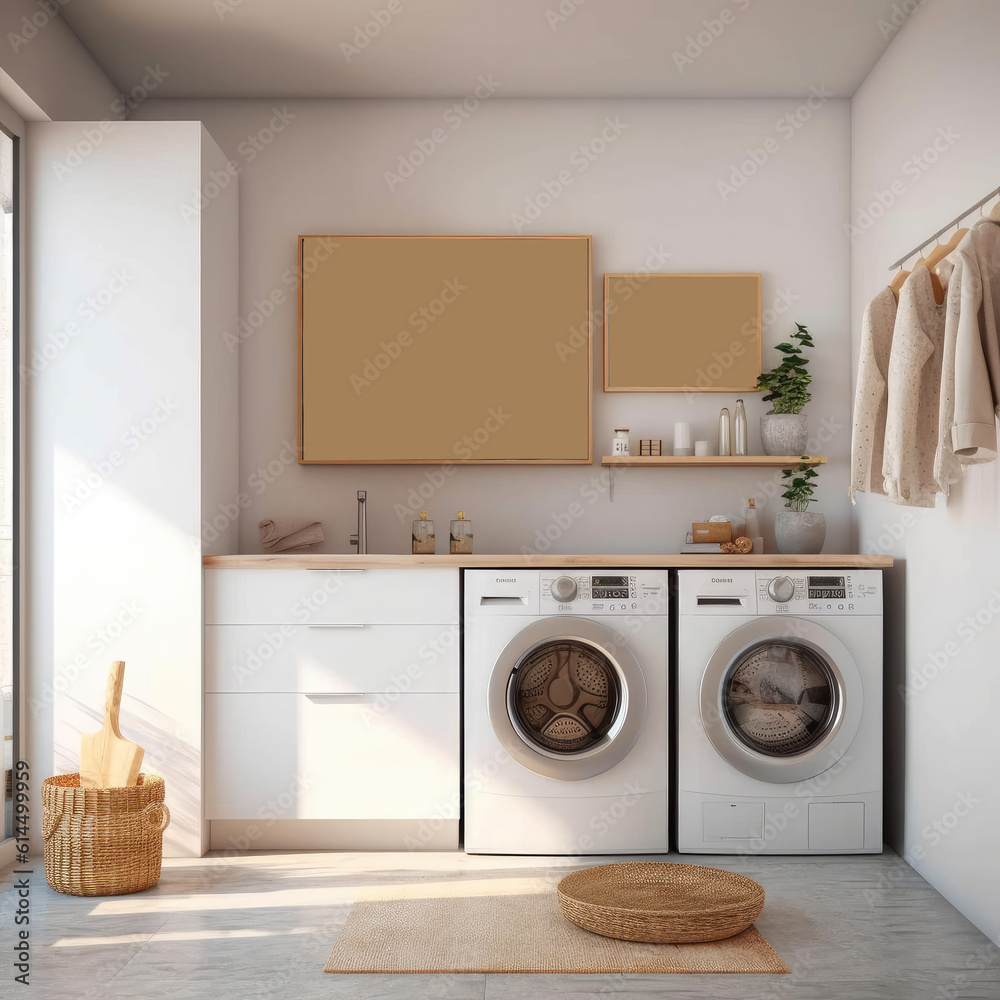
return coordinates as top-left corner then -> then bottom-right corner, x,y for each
204,568 -> 459,625
205,623 -> 459,693
204,692 -> 459,821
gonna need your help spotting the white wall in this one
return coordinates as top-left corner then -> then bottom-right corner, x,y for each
26,120 -> 238,856
851,0 -> 1000,941
135,96 -> 852,556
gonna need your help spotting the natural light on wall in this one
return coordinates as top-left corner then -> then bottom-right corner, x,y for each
1,127 -> 13,844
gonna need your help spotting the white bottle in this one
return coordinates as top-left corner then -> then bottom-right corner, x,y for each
718,409 -> 731,456
734,399 -> 748,456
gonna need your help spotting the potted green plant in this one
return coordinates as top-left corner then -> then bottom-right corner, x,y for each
756,322 -> 814,455
774,460 -> 826,555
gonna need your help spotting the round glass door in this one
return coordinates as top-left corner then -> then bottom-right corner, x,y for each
723,641 -> 838,757
488,617 -> 647,781
509,640 -> 623,754
699,617 -> 863,783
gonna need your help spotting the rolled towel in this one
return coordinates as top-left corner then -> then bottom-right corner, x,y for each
259,518 -> 325,553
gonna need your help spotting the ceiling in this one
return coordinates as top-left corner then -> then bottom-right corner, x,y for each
60,0 -> 904,100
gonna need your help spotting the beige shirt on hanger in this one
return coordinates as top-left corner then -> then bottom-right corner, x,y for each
946,219 -> 1000,464
849,286 -> 897,500
882,266 -> 950,507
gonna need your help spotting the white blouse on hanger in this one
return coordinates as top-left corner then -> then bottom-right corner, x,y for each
882,265 -> 951,507
849,286 -> 897,500
947,219 -> 1000,464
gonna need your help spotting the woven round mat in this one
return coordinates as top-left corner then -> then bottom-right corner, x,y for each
557,862 -> 765,944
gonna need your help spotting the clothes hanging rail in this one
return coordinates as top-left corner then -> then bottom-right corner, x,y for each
888,184 -> 1000,270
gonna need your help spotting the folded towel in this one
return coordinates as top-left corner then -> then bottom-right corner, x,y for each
259,518 -> 324,553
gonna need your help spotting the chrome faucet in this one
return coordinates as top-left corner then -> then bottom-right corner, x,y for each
350,490 -> 367,554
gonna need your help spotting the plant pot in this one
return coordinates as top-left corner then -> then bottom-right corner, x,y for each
760,413 -> 809,456
774,511 -> 826,555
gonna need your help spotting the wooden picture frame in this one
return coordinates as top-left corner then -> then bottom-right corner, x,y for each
298,235 -> 593,465
604,272 -> 762,392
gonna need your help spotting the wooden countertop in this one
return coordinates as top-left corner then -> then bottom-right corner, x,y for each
203,553 -> 892,569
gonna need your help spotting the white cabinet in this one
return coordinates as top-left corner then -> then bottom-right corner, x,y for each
203,568 -> 460,849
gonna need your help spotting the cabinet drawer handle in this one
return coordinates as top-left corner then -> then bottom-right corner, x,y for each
307,623 -> 367,629
305,692 -> 373,701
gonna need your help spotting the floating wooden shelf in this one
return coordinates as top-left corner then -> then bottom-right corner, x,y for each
601,455 -> 828,468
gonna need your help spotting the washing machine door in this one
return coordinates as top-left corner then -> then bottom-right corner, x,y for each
700,617 -> 863,783
488,617 -> 647,780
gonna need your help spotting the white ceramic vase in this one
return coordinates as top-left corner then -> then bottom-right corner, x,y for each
774,510 -> 826,555
760,413 -> 809,456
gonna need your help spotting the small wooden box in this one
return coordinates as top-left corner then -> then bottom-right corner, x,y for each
639,439 -> 662,456
692,521 -> 733,543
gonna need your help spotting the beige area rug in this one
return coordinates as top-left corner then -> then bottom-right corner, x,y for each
324,875 -> 789,974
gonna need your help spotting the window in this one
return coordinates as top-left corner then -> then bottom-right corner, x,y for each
1,127 -> 17,841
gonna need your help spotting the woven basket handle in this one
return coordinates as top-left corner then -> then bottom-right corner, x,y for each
42,810 -> 63,841
141,801 -> 171,833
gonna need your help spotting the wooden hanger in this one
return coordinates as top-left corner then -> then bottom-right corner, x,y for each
911,245 -> 947,305
920,228 -> 967,271
889,267 -> 910,302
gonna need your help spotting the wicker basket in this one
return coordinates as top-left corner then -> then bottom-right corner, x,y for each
557,862 -> 765,944
41,773 -> 170,897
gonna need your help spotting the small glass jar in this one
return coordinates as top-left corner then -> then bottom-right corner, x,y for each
613,428 -> 630,456
412,511 -> 435,555
450,511 -> 473,554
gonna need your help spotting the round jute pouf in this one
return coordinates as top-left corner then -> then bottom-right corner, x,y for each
557,862 -> 765,944
41,773 -> 170,897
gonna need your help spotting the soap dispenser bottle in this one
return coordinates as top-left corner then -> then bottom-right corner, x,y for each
745,497 -> 763,553
412,511 -> 435,555
450,511 -> 473,554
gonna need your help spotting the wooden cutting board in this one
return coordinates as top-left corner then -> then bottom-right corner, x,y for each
79,660 -> 145,788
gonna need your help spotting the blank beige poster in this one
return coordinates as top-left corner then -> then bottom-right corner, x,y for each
604,273 -> 761,391
299,235 -> 592,463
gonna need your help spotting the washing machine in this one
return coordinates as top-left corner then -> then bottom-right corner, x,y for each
677,569 -> 882,854
463,569 -> 668,855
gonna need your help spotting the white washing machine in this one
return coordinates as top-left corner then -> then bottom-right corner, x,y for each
464,569 -> 668,855
677,569 -> 882,854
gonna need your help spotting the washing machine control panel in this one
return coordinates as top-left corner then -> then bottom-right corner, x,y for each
540,572 -> 668,615
756,571 -> 882,613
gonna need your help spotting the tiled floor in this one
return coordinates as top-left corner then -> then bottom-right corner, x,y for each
3,848 -> 999,999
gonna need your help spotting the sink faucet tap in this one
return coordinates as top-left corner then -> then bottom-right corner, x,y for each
350,490 -> 367,554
